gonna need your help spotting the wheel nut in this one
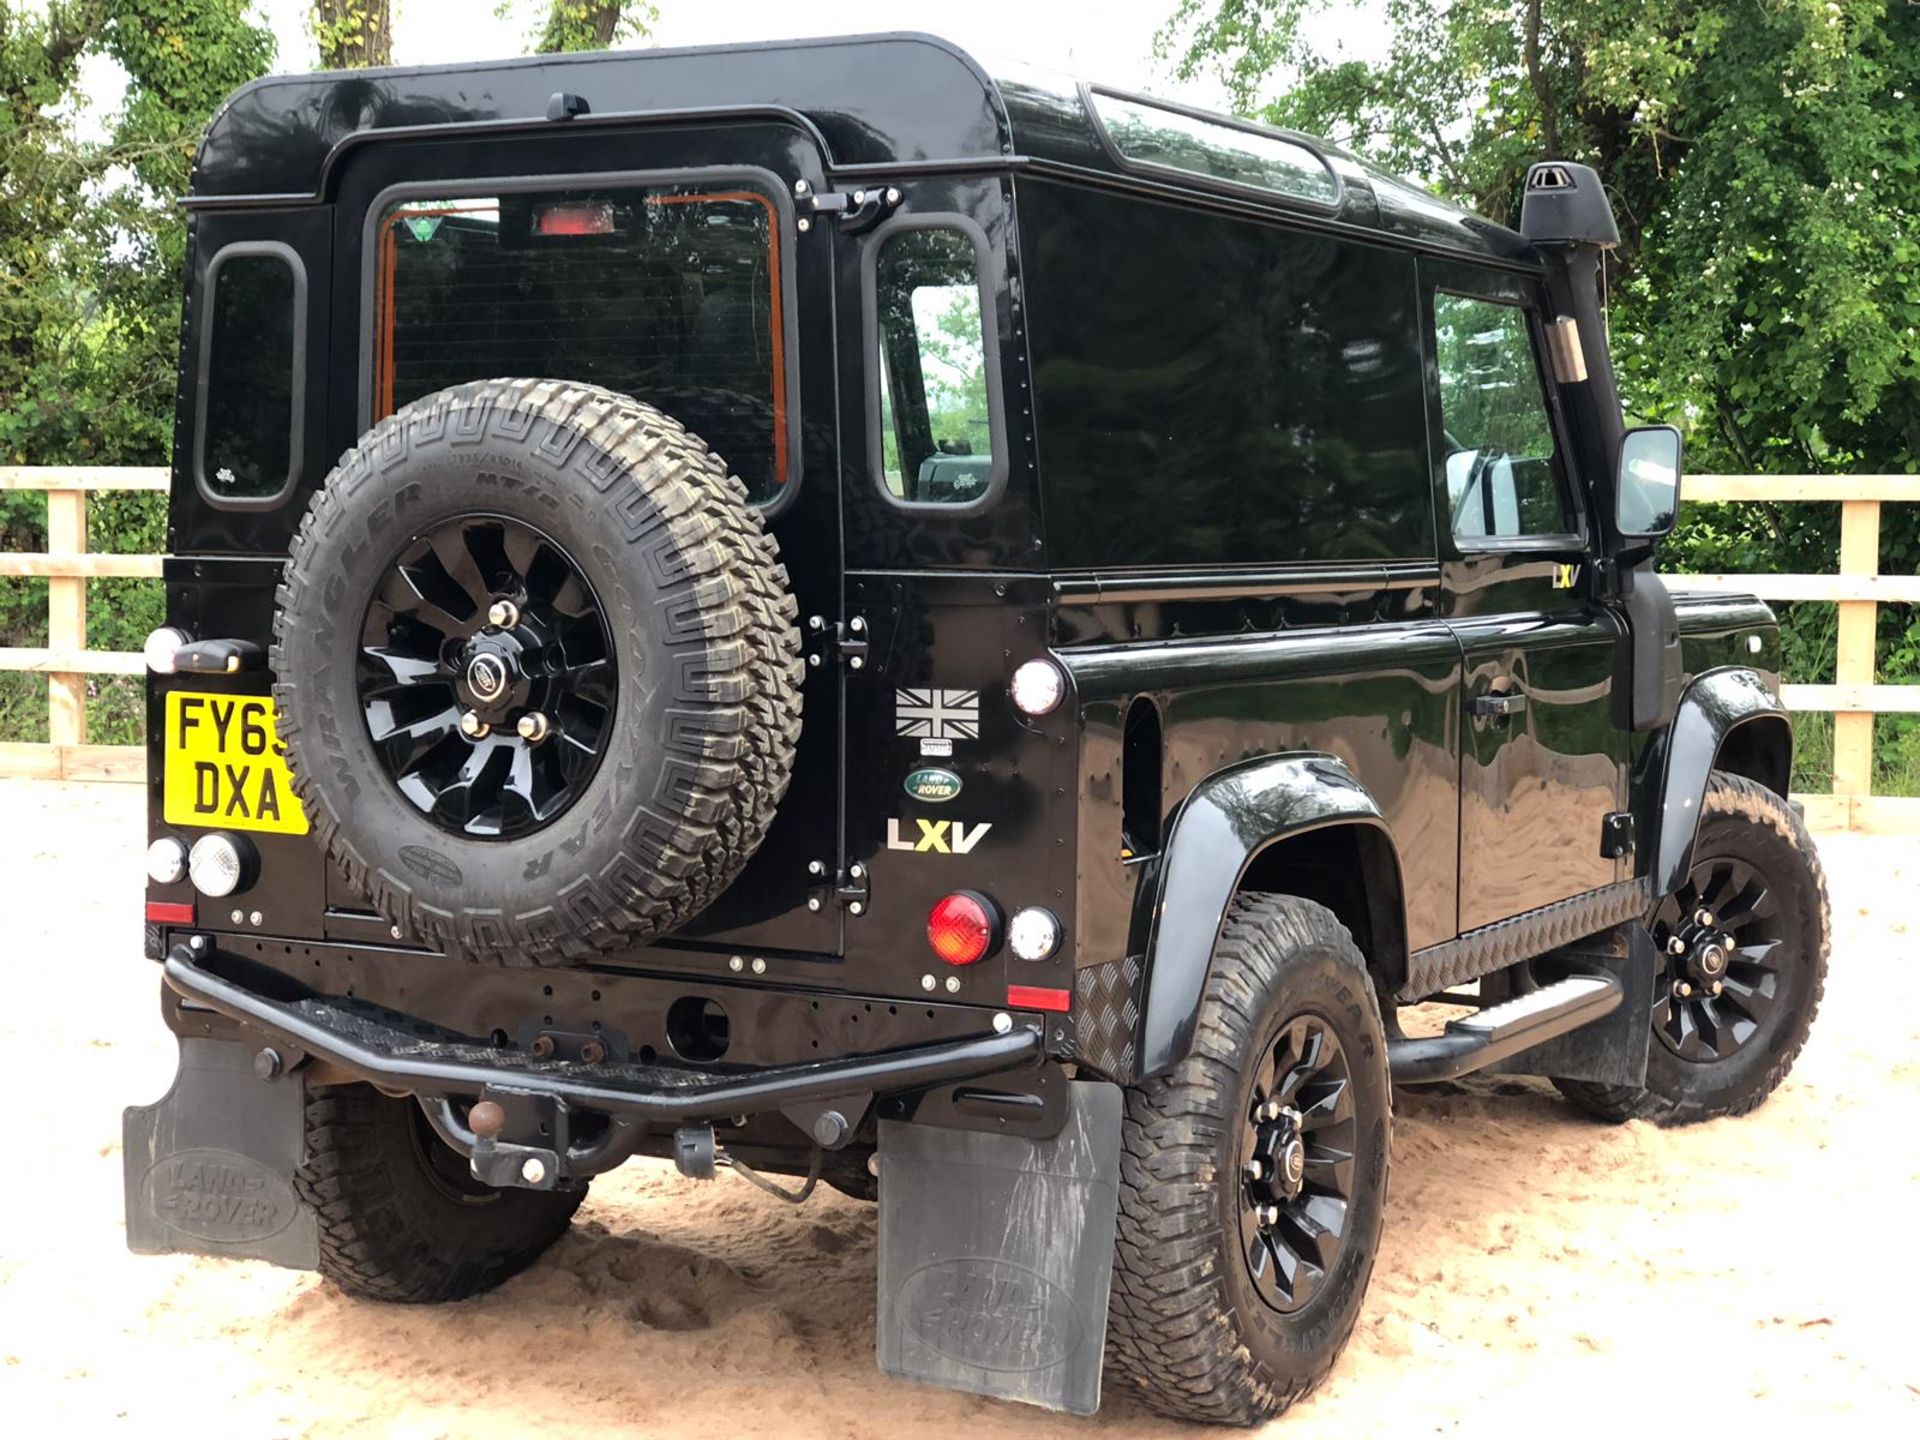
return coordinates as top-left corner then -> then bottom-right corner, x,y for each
488,599 -> 520,628
1667,935 -> 1688,956
1694,908 -> 1716,929
460,711 -> 489,739
1258,1099 -> 1283,1123
1245,1159 -> 1265,1181
1255,1204 -> 1280,1226
516,711 -> 551,743
1674,982 -> 1693,1000
1709,980 -> 1723,996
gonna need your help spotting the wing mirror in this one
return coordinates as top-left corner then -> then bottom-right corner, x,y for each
1615,425 -> 1682,539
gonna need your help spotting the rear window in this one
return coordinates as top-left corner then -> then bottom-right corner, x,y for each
373,183 -> 790,504
1091,92 -> 1338,207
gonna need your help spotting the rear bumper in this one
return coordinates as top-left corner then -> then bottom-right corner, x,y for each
162,944 -> 1044,1126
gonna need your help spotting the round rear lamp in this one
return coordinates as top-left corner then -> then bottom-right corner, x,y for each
188,833 -> 253,898
146,837 -> 188,885
1009,658 -> 1066,717
927,891 -> 1000,967
1008,906 -> 1062,962
143,626 -> 189,674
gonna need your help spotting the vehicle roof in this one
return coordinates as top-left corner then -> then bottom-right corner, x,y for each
191,31 -> 1535,264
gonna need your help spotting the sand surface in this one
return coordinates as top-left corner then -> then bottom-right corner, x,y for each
1,779 -> 1914,1436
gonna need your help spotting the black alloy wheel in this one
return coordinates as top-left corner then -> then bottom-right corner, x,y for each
1238,1013 -> 1358,1315
358,514 -> 615,840
1649,853 -> 1782,1062
1555,771 -> 1829,1126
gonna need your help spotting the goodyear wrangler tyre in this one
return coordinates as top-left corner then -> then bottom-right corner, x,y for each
272,378 -> 803,965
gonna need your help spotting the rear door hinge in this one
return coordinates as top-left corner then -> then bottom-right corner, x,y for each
808,859 -> 869,916
1600,811 -> 1637,859
795,180 -> 899,234
806,613 -> 869,672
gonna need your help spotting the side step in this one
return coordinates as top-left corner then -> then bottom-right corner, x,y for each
1388,973 -> 1623,1085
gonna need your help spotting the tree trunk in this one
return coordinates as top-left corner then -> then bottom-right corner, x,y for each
536,2 -> 624,54
312,0 -> 392,69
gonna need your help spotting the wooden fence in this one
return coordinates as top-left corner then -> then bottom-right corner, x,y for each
0,466 -> 1915,829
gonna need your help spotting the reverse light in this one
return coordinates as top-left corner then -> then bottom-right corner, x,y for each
927,890 -> 1000,967
1008,906 -> 1062,962
1009,658 -> 1065,717
146,836 -> 189,885
188,832 -> 252,898
143,626 -> 189,674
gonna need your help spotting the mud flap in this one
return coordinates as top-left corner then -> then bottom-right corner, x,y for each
876,1079 -> 1121,1416
123,1036 -> 319,1268
1499,925 -> 1657,1087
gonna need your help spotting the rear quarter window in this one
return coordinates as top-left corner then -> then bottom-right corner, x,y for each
196,245 -> 303,504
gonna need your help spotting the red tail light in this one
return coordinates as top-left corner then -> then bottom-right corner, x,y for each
928,891 -> 998,966
533,201 -> 615,236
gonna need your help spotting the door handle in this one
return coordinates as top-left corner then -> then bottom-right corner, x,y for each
1472,691 -> 1528,719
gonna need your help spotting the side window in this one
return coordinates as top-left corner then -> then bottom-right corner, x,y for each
873,227 -> 996,507
1432,292 -> 1573,541
198,248 -> 301,502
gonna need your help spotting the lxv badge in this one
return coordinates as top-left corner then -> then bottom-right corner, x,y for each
887,818 -> 992,854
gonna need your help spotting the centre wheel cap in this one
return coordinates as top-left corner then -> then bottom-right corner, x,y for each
466,653 -> 509,701
1697,942 -> 1727,978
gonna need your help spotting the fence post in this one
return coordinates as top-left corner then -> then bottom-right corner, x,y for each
45,485 -> 87,771
1832,498 -> 1881,819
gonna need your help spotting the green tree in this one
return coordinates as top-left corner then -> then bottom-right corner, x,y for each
1163,0 -> 1920,790
311,1 -> 392,69
513,1 -> 655,54
0,1 -> 272,743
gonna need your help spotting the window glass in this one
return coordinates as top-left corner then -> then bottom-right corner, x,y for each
1021,182 -> 1432,567
1093,93 -> 1338,206
1432,293 -> 1573,540
374,184 -> 788,504
202,252 -> 297,499
874,228 -> 993,505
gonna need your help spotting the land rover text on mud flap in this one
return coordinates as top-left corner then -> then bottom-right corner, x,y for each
125,34 -> 1830,1425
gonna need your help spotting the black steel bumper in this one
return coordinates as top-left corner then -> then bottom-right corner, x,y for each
162,943 -> 1043,1135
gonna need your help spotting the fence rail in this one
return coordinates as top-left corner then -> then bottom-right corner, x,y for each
0,466 -> 1914,828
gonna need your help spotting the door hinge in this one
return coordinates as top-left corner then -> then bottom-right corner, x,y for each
803,614 -> 870,672
794,180 -> 899,234
807,859 -> 869,916
1600,811 -> 1637,859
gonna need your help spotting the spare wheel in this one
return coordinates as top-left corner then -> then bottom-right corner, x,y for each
271,378 -> 803,965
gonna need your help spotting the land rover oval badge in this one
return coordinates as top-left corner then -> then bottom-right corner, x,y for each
904,766 -> 963,803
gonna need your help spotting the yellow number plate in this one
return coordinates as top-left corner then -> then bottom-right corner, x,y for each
163,692 -> 310,835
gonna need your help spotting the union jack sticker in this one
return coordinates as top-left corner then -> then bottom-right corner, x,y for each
894,687 -> 980,741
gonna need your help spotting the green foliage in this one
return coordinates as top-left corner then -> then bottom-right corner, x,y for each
1165,0 -> 1920,792
496,1 -> 656,55
309,1 -> 392,69
0,2 -> 272,744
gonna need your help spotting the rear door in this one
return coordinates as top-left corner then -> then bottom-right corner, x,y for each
329,119 -> 844,955
1422,261 -> 1628,930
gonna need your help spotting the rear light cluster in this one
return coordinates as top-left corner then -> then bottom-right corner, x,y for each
928,891 -> 998,966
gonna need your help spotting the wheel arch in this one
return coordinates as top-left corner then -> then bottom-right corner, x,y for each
1133,753 -> 1408,1080
1647,667 -> 1792,898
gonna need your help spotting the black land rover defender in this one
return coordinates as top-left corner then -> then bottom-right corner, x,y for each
125,33 -> 1829,1424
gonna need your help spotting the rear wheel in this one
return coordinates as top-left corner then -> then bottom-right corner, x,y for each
1556,771 -> 1829,1125
295,1085 -> 584,1303
1106,895 -> 1391,1425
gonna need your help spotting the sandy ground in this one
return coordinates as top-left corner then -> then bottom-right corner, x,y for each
0,779 -> 1915,1438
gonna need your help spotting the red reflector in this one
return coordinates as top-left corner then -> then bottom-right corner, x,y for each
533,201 -> 615,236
928,891 -> 995,966
1007,984 -> 1072,1013
146,900 -> 194,925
